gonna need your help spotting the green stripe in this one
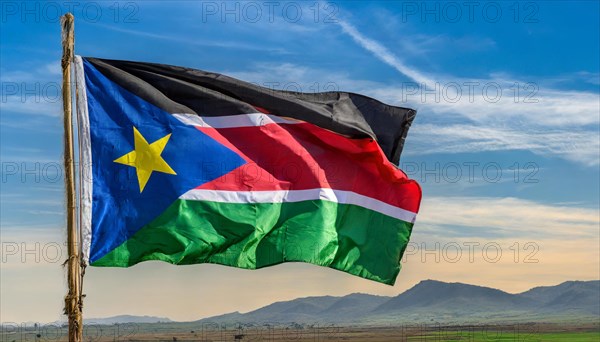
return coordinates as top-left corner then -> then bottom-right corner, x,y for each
92,199 -> 413,285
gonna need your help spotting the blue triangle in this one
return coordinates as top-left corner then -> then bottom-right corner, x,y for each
83,59 -> 246,263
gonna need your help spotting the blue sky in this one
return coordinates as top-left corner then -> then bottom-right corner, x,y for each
1,1 -> 599,323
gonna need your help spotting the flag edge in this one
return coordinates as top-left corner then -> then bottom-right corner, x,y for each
74,55 -> 93,265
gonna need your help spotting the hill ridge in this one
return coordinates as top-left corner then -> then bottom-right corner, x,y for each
195,279 -> 599,325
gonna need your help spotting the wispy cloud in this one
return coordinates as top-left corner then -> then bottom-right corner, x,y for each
406,124 -> 600,166
417,196 -> 600,239
336,20 -> 600,165
95,24 -> 289,55
337,20 -> 435,86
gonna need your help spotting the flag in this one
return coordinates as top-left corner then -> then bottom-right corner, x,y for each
74,56 -> 422,285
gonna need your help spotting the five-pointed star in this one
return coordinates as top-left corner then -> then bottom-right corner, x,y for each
114,127 -> 176,192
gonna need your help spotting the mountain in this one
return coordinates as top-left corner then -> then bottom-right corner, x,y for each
197,294 -> 390,325
374,280 -> 536,313
197,280 -> 600,325
519,280 -> 600,315
44,315 -> 173,326
319,293 -> 391,318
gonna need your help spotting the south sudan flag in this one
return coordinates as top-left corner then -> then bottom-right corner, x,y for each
75,56 -> 422,285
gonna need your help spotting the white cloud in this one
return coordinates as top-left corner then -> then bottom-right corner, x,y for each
417,196 -> 600,239
336,20 -> 600,165
406,124 -> 600,166
409,81 -> 600,127
337,20 -> 436,86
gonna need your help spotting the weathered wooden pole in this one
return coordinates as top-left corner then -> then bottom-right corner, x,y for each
61,12 -> 83,342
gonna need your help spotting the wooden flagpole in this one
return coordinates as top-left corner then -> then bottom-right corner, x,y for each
61,12 -> 83,342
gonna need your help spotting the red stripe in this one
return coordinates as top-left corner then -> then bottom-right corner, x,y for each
195,122 -> 421,213
253,106 -> 271,114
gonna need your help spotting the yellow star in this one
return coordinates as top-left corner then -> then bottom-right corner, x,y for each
114,127 -> 176,192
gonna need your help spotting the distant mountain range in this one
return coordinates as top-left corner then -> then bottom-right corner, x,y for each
195,280 -> 600,325
44,315 -> 172,326
84,315 -> 172,325
46,280 -> 598,326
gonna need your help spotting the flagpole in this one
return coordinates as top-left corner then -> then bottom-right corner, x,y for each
61,12 -> 83,342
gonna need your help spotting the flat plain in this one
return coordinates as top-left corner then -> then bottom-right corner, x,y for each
3,322 -> 599,341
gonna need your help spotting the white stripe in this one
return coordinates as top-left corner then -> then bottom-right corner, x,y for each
180,189 -> 417,223
74,55 -> 93,265
172,113 -> 300,128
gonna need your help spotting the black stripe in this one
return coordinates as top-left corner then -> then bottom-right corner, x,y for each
85,57 -> 416,164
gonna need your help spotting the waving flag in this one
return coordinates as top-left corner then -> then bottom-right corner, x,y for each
74,56 -> 421,285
